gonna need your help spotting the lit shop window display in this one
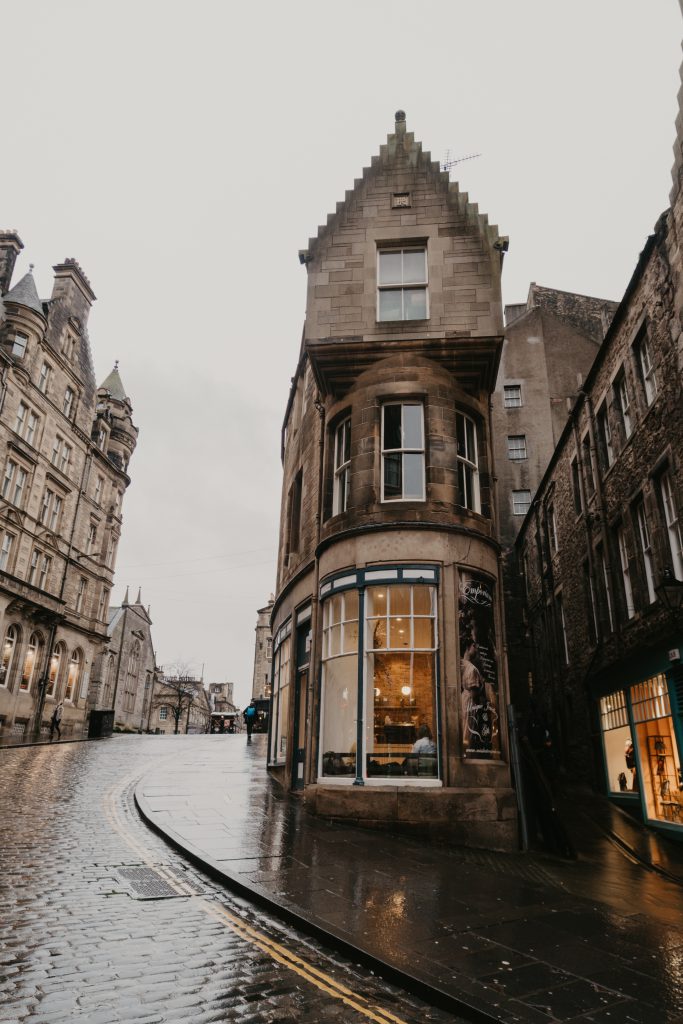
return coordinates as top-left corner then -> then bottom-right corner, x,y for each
319,579 -> 438,780
458,572 -> 500,759
599,691 -> 635,794
631,675 -> 682,824
366,584 -> 437,778
269,626 -> 291,765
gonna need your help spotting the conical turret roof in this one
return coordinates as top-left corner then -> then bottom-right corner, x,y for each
3,269 -> 43,315
99,362 -> 128,402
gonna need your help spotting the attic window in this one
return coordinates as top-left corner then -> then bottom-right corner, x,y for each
392,192 -> 411,209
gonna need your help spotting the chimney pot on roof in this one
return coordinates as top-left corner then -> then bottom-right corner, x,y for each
395,110 -> 406,134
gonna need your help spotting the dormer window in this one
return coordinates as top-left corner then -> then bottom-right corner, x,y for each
11,332 -> 28,358
377,247 -> 428,321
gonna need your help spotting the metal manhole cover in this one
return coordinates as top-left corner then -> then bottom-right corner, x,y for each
115,866 -> 203,900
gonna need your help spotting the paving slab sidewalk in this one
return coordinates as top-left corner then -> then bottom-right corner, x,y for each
135,735 -> 683,1024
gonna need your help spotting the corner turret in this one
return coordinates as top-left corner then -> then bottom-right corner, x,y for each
95,362 -> 138,473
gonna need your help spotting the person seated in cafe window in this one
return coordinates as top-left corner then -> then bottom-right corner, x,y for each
412,723 -> 436,755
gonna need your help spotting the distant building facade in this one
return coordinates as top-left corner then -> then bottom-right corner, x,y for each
0,234 -> 137,741
251,598 -> 273,702
515,125 -> 683,836
209,681 -> 235,710
268,112 -> 517,849
89,587 -> 155,732
149,674 -> 210,735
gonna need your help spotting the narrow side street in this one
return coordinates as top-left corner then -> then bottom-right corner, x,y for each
0,736 -> 461,1024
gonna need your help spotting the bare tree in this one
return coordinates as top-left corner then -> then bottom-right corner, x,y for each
154,661 -> 202,735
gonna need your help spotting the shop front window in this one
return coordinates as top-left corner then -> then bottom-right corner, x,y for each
0,625 -> 19,687
631,675 -> 682,824
366,584 -> 437,778
600,691 -> 635,794
270,631 -> 291,764
458,572 -> 500,759
320,591 -> 358,776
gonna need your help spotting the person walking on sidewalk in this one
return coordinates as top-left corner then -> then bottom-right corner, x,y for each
244,703 -> 256,741
49,702 -> 63,742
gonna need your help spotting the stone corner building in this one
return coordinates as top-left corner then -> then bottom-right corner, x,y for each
251,597 -> 273,703
268,112 -> 517,850
0,233 -> 137,741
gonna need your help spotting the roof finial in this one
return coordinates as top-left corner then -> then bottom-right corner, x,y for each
114,359 -> 119,370
28,263 -> 34,273
395,109 -> 406,133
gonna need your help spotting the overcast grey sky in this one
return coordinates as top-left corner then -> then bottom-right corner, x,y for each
2,1 -> 681,706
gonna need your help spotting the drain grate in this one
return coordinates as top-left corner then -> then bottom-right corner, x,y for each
114,865 -> 206,900
448,849 -> 558,885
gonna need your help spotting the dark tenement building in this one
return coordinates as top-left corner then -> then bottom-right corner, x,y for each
514,74 -> 683,836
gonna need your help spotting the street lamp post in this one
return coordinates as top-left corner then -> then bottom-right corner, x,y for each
655,567 -> 683,619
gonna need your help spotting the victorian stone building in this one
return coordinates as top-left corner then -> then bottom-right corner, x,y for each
89,587 -> 155,732
0,233 -> 137,740
268,112 -> 517,849
514,80 -> 683,837
251,598 -> 273,702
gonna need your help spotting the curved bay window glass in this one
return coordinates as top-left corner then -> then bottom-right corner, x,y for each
270,632 -> 291,764
0,624 -> 19,687
333,418 -> 351,516
320,591 -> 359,776
458,572 -> 500,759
631,675 -> 681,824
20,632 -> 43,692
366,584 -> 438,777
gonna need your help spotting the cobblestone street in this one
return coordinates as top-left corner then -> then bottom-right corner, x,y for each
0,736 -> 461,1024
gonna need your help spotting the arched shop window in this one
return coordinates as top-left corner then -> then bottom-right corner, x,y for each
47,642 -> 65,697
20,632 -> 43,692
65,648 -> 82,702
0,624 -> 20,687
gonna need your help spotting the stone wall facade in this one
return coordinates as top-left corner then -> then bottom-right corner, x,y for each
89,591 -> 156,733
251,600 -> 273,702
515,201 -> 683,815
0,235 -> 137,741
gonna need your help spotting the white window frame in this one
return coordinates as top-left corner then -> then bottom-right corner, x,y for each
660,472 -> 683,581
38,553 -> 51,591
75,577 -> 88,613
159,706 -> 168,720
599,547 -> 614,633
635,500 -> 656,604
617,525 -> 635,619
377,247 -> 428,322
616,371 -> 632,439
503,384 -> 523,408
63,387 -> 75,418
557,593 -> 569,665
86,523 -> 97,555
597,402 -> 614,469
456,412 -> 481,512
14,402 -> 27,436
12,332 -> 28,358
94,475 -> 104,505
548,503 -> 558,553
636,332 -> 657,406
332,417 -> 351,516
381,402 -> 425,502
2,459 -> 28,507
38,362 -> 52,395
507,435 -> 527,460
512,490 -> 531,516
0,532 -> 15,572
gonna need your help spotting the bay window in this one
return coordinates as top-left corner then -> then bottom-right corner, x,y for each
269,627 -> 291,764
320,591 -> 359,776
332,418 -> 351,515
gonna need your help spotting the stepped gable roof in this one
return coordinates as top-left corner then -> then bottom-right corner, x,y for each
305,110 -> 506,261
99,363 -> 128,402
3,269 -> 44,315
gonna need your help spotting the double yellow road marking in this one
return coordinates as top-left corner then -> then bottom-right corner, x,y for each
102,769 -> 412,1024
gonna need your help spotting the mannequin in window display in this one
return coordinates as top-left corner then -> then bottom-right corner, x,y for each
625,740 -> 638,791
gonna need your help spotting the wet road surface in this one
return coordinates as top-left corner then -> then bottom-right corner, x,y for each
0,736 -> 463,1023
137,735 -> 683,1024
